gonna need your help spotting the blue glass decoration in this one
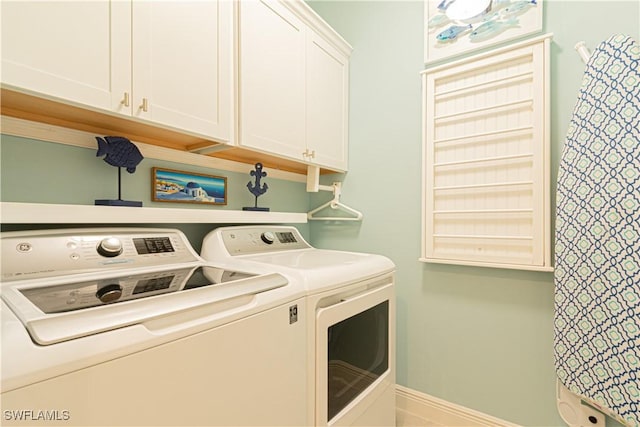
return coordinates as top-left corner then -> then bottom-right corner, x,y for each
243,163 -> 269,211
94,136 -> 144,207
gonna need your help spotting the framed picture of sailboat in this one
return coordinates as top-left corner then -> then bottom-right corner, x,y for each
424,0 -> 543,64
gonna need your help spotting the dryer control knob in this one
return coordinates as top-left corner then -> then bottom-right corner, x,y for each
96,284 -> 123,303
261,232 -> 275,244
97,238 -> 123,257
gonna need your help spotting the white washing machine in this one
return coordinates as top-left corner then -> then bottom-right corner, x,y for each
0,228 -> 308,426
201,226 -> 396,427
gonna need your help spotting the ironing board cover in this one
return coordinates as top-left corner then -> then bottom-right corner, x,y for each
555,34 -> 640,426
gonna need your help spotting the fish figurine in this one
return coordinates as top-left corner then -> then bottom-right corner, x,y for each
427,12 -> 450,29
489,0 -> 512,11
502,0 -> 537,17
437,0 -> 456,11
469,17 -> 519,42
95,136 -> 144,173
436,24 -> 472,42
481,10 -> 502,22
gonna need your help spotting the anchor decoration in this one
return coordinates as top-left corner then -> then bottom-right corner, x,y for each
243,163 -> 270,211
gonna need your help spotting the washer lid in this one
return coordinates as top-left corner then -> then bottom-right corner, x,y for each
2,266 -> 287,345
18,266 -> 255,314
200,226 -> 396,292
240,249 -> 395,292
248,249 -> 370,269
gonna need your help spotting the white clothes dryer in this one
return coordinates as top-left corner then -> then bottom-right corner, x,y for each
201,226 -> 396,427
1,228 -> 308,426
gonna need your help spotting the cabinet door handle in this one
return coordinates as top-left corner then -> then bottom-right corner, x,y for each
302,149 -> 309,157
121,92 -> 130,107
139,98 -> 149,112
309,150 -> 315,159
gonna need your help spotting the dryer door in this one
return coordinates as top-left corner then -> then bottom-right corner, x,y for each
316,280 -> 395,426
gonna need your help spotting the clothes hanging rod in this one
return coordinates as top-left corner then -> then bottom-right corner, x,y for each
575,41 -> 591,64
306,180 -> 364,221
316,184 -> 335,192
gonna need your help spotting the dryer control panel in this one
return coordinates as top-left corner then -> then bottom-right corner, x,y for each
0,228 -> 200,281
219,226 -> 311,256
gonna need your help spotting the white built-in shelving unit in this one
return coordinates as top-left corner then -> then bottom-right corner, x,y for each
420,34 -> 553,272
0,202 -> 307,224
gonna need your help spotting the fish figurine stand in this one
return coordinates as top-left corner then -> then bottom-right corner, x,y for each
94,136 -> 144,207
243,163 -> 269,211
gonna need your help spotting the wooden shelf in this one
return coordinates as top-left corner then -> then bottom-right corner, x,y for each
0,202 -> 307,224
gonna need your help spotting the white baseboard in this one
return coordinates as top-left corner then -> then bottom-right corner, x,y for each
396,385 -> 520,427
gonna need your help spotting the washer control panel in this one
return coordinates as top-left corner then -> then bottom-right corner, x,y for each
220,226 -> 310,255
0,228 -> 199,281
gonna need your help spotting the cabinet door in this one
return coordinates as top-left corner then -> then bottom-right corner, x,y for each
1,1 -> 130,113
238,0 -> 306,159
132,0 -> 232,142
306,32 -> 349,171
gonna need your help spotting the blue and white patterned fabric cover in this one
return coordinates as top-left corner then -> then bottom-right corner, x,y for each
555,34 -> 640,427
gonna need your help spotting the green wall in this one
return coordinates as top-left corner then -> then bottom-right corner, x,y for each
0,135 -> 311,245
306,0 -> 639,426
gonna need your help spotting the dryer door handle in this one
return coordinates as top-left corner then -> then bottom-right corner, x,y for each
316,281 -> 394,324
319,278 -> 394,310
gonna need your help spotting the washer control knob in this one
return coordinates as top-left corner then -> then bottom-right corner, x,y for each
96,284 -> 123,303
97,237 -> 123,257
261,232 -> 275,245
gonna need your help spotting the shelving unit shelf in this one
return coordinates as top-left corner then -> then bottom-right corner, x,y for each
0,202 -> 307,224
420,35 -> 553,272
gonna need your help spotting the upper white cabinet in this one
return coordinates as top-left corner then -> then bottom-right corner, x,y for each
1,1 -> 125,112
238,0 -> 351,171
130,1 -> 233,142
238,0 -> 306,160
1,1 -> 232,143
305,31 -> 349,170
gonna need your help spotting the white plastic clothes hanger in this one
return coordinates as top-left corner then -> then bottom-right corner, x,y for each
307,182 -> 363,221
